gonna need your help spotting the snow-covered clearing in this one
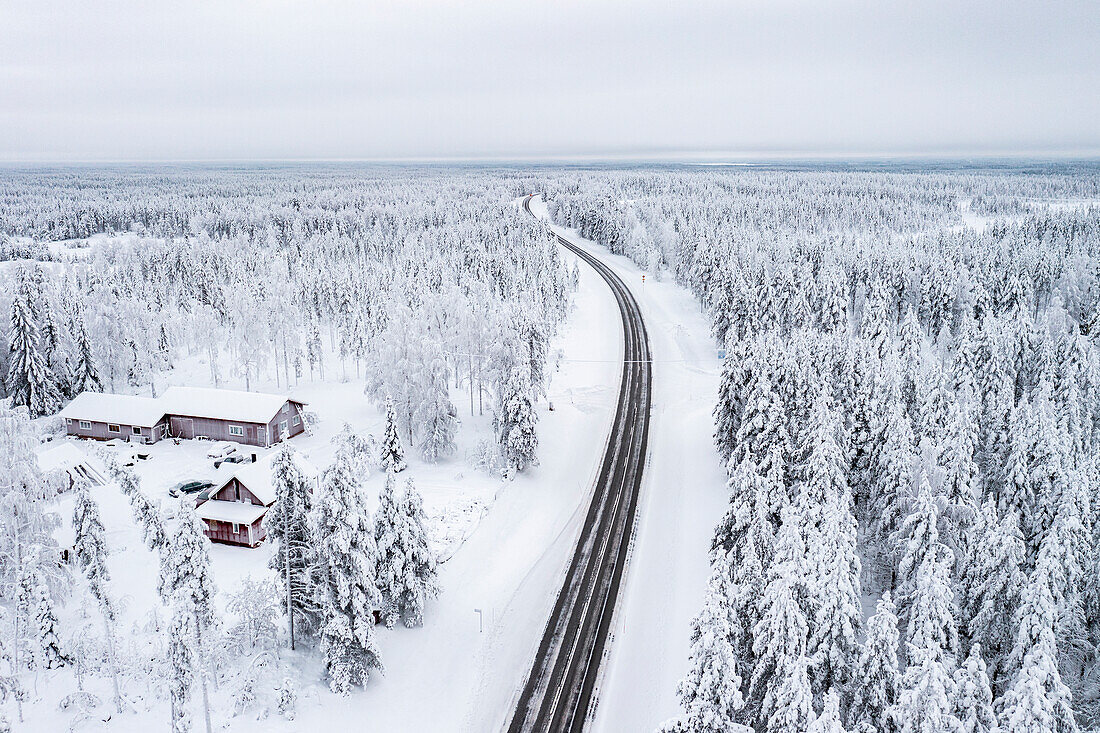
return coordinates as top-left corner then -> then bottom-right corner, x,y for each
528,197 -> 728,732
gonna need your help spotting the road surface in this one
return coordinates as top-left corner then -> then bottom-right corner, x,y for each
508,195 -> 652,732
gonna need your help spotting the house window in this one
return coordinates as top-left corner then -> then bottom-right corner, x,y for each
78,420 -> 92,430
107,424 -> 120,433
292,415 -> 300,426
228,425 -> 244,437
231,523 -> 240,535
282,404 -> 289,413
132,426 -> 142,435
280,420 -> 289,436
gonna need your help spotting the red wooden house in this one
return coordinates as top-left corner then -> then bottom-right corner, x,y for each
61,387 -> 307,448
196,451 -> 319,547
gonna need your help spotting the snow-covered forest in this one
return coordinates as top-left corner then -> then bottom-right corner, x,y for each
3,162 -> 1100,731
0,167 -> 578,730
0,167 -> 575,468
546,166 -> 1100,731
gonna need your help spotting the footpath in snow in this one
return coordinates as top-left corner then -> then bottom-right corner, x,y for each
528,196 -> 729,732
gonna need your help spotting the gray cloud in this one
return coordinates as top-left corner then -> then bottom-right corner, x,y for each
1,0 -> 1097,160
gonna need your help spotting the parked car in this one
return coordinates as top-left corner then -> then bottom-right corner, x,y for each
193,485 -> 218,506
169,479 -> 216,498
214,452 -> 249,469
205,442 -> 238,460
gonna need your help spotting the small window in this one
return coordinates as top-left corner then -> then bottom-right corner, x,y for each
282,404 -> 289,413
231,523 -> 240,534
107,423 -> 120,433
228,425 -> 244,437
132,426 -> 142,435
78,420 -> 92,430
280,420 -> 289,435
292,415 -> 300,426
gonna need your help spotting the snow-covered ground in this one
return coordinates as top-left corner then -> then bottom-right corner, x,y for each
528,197 -> 729,732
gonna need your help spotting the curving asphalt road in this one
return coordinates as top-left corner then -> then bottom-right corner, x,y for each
508,195 -> 652,733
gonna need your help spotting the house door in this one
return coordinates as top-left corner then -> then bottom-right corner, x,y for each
170,417 -> 194,439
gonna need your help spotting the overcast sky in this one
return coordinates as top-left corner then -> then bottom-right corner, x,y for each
1,0 -> 1097,161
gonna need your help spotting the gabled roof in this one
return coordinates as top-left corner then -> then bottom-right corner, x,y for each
219,450 -> 319,506
59,392 -> 166,427
159,386 -> 305,425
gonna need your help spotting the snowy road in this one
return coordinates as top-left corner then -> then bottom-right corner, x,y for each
508,196 -> 653,732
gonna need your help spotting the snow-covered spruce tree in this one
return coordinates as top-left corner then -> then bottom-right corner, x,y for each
709,458 -> 774,679
898,304 -> 923,422
374,470 -> 404,628
30,582 -> 64,670
892,548 -> 961,733
941,378 -> 979,548
379,396 -> 408,474
807,489 -> 862,697
71,479 -> 122,711
397,478 -> 440,627
808,689 -> 848,733
661,551 -> 750,733
951,645 -> 996,733
5,279 -> 61,418
894,466 -> 954,656
998,547 -> 1077,733
69,314 -> 102,394
496,365 -> 539,475
998,400 -> 1033,522
731,355 -> 791,482
918,363 -> 952,451
961,504 -> 1024,692
167,599 -> 195,733
769,654 -> 815,733
713,337 -> 754,463
311,445 -> 383,694
265,445 -> 319,649
870,361 -> 917,583
848,593 -> 900,733
793,386 -> 861,695
750,504 -> 809,728
159,508 -> 218,733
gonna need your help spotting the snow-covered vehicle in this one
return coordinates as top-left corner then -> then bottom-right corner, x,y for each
214,452 -> 248,469
169,479 -> 216,498
205,442 -> 239,460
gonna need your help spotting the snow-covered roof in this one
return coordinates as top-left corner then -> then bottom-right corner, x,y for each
196,500 -> 268,525
59,392 -> 166,427
159,386 -> 304,425
219,450 -> 319,506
